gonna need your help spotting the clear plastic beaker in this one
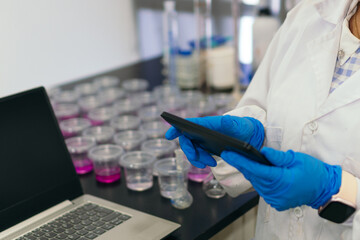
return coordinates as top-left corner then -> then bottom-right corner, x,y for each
137,105 -> 162,122
53,90 -> 80,104
110,115 -> 141,132
53,103 -> 80,121
75,82 -> 99,96
154,157 -> 190,198
113,130 -> 147,152
187,97 -> 217,117
140,138 -> 177,159
60,118 -> 91,138
89,144 -> 124,183
93,75 -> 121,89
97,88 -> 126,105
65,136 -> 96,174
202,172 -> 226,199
87,106 -> 119,126
82,126 -> 115,144
113,98 -> 142,116
120,151 -> 156,191
122,79 -> 149,93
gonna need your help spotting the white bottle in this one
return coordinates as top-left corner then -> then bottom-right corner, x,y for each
252,7 -> 280,71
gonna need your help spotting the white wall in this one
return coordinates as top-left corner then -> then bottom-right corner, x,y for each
0,0 -> 139,96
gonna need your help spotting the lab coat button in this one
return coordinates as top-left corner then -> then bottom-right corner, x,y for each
294,207 -> 303,218
308,121 -> 318,132
338,49 -> 345,59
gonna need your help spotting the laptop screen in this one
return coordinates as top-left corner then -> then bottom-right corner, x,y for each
0,87 -> 83,232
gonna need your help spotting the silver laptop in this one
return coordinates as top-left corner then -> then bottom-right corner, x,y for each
0,87 -> 180,240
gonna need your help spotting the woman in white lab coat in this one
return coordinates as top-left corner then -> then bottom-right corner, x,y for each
166,0 -> 360,239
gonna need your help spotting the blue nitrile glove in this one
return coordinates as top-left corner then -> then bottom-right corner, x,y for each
165,115 -> 265,168
220,147 -> 342,211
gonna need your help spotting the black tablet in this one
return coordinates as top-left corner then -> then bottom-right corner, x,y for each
161,111 -> 272,166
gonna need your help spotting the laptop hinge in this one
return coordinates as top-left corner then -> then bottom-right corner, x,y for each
0,200 -> 73,239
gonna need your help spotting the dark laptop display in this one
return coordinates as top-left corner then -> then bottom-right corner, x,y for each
0,87 -> 83,231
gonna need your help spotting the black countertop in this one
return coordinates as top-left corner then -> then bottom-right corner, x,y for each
63,56 -> 259,239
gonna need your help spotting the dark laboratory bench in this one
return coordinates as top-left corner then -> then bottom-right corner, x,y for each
62,56 -> 260,240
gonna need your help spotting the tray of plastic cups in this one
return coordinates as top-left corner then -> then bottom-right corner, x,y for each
89,144 -> 124,183
60,118 -> 91,139
113,130 -> 147,152
82,126 -> 115,144
78,95 -> 106,118
120,151 -> 157,191
53,103 -> 80,121
137,105 -> 162,122
93,75 -> 120,89
87,106 -> 119,126
112,98 -> 142,116
139,120 -> 169,139
53,89 -> 80,104
154,157 -> 191,199
122,78 -> 149,93
110,115 -> 141,132
65,136 -> 96,175
75,82 -> 99,97
97,88 -> 126,106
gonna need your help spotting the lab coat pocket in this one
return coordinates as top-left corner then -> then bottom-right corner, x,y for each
342,156 -> 360,178
264,127 -> 283,150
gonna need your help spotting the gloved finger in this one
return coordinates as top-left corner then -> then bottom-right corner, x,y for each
165,126 -> 182,140
195,145 -> 217,167
221,115 -> 254,140
179,136 -> 206,168
185,116 -> 223,131
221,150 -> 281,181
261,147 -> 296,168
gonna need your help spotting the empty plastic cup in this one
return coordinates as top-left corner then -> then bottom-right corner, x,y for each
154,157 -> 191,199
65,136 -> 96,175
78,95 -> 106,116
53,103 -> 80,121
82,126 -> 115,144
113,98 -> 142,116
110,115 -> 141,132
120,151 -> 156,191
140,120 -> 170,139
97,88 -> 126,105
130,91 -> 156,106
53,90 -> 80,104
75,82 -> 99,96
113,130 -> 147,151
60,118 -> 91,138
89,144 -> 124,183
122,78 -> 149,93
87,106 -> 119,126
140,138 -> 176,159
137,105 -> 162,122
93,75 -> 120,89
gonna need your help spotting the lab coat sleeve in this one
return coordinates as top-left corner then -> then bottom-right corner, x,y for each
211,20 -> 288,197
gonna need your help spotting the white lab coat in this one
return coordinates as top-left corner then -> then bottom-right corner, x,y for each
211,0 -> 360,239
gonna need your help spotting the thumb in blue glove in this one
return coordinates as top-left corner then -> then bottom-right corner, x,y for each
165,115 -> 265,168
220,147 -> 342,211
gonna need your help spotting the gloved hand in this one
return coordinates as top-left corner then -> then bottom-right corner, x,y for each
220,147 -> 342,211
165,115 -> 265,168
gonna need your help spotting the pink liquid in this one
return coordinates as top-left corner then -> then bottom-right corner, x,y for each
95,167 -> 121,183
187,166 -> 211,182
59,113 -> 80,121
62,130 -> 76,139
73,158 -> 93,174
89,119 -> 104,126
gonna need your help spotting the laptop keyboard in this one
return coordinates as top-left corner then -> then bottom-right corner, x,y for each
16,203 -> 131,240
